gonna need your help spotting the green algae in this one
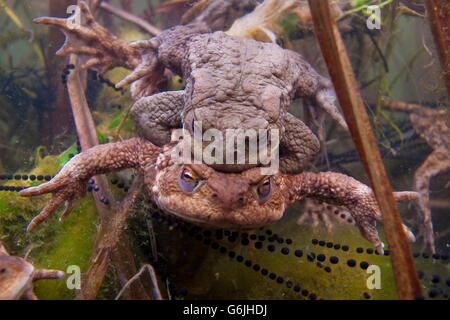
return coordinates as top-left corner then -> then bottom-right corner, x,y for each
140,203 -> 403,300
57,143 -> 78,166
0,147 -> 99,300
30,196 -> 98,300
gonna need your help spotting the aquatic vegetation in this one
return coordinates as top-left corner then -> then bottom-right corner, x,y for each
0,147 -> 98,300
130,200 -> 449,300
0,152 -> 96,299
0,0 -> 448,301
382,99 -> 449,253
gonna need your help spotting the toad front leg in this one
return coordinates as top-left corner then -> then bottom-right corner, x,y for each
34,2 -> 210,99
34,1 -> 143,73
285,172 -> 418,253
19,138 -> 160,231
34,1 -> 171,98
131,91 -> 185,146
280,113 -> 320,173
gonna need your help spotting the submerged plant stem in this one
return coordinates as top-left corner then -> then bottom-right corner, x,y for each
113,103 -> 134,141
76,175 -> 146,300
115,263 -> 162,300
100,1 -> 162,35
308,0 -> 422,300
67,51 -> 146,299
66,53 -> 117,299
426,0 -> 450,99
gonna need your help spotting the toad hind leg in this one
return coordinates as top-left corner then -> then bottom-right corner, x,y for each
279,113 -> 320,174
130,90 -> 185,146
413,148 -> 450,253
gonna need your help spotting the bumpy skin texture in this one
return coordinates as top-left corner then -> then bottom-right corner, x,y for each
131,90 -> 185,147
297,198 -> 356,232
0,242 -> 64,300
34,1 -> 352,174
20,139 -> 417,253
383,98 -> 450,253
280,113 -> 321,173
136,23 -> 327,173
23,138 -> 161,232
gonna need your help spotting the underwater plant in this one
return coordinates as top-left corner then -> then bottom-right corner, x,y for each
0,0 -> 448,301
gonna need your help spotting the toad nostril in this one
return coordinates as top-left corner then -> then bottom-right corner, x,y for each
238,197 -> 244,203
211,193 -> 218,199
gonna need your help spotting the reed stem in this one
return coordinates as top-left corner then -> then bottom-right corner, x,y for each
308,0 -> 422,300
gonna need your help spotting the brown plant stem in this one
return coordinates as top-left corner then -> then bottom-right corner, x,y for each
66,55 -> 101,151
115,263 -> 162,300
66,53 -> 117,299
100,1 -> 162,35
111,237 -> 153,300
75,174 -> 146,299
307,0 -> 422,300
426,0 -> 450,99
430,199 -> 450,210
68,49 -> 148,300
66,33 -> 145,301
112,102 -> 133,140
42,0 -> 74,145
436,225 -> 450,240
64,1 -> 151,300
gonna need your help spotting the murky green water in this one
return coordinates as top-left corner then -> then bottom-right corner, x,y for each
0,0 -> 448,300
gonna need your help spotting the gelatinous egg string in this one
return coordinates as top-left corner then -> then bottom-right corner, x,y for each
89,70 -> 126,95
60,64 -> 127,99
147,210 -> 321,300
61,64 -> 75,85
1,171 -> 448,299
144,206 -> 449,300
0,174 -> 52,192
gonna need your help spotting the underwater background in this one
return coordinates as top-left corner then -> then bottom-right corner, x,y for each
0,0 -> 448,300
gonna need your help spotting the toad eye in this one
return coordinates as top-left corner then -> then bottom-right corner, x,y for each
257,178 -> 272,204
178,168 -> 200,193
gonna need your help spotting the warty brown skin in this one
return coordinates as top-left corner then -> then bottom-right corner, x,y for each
19,138 -> 418,253
34,1 -> 351,174
0,242 -> 64,300
383,98 -> 450,253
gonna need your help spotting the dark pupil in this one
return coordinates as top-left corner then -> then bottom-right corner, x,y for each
257,179 -> 271,203
178,168 -> 199,193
